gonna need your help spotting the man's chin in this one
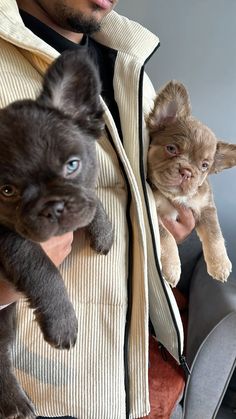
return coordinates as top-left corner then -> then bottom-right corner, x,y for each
66,15 -> 101,35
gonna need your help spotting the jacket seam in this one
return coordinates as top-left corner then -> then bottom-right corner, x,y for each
138,44 -> 183,362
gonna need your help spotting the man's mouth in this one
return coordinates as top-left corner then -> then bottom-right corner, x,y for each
91,0 -> 113,11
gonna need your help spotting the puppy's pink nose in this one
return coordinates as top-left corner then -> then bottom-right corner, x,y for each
179,168 -> 192,180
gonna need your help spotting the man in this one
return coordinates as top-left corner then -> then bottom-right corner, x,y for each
1,1 -> 235,418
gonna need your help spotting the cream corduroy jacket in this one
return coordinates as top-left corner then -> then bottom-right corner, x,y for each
0,1 -> 184,418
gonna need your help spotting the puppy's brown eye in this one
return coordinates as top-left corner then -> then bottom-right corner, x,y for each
0,185 -> 18,199
165,144 -> 179,156
202,161 -> 209,171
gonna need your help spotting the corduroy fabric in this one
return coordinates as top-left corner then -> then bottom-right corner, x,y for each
0,2 -> 184,418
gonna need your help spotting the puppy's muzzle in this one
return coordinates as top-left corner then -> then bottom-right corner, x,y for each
15,184 -> 98,241
39,200 -> 65,222
179,167 -> 192,181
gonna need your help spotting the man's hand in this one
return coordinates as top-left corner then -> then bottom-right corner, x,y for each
0,278 -> 21,305
40,231 -> 73,266
0,232 -> 73,305
161,204 -> 195,244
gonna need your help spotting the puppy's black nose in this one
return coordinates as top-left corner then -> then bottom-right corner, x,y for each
40,201 -> 65,220
179,168 -> 192,180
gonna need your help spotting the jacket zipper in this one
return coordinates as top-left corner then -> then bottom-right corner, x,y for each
179,355 -> 191,377
159,342 -> 191,377
105,128 -> 133,419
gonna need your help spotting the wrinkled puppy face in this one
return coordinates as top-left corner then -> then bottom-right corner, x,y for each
147,115 -> 217,198
0,50 -> 104,241
147,81 -> 235,199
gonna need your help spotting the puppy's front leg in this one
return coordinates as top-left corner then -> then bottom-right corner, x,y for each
0,304 -> 36,419
87,198 -> 114,255
0,225 -> 78,349
196,206 -> 232,282
159,220 -> 181,287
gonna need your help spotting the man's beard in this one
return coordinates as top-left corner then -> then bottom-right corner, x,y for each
66,14 -> 101,35
57,4 -> 102,35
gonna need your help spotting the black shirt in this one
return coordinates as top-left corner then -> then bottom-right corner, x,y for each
19,9 -> 123,138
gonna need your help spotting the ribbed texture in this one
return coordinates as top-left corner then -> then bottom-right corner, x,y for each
1,2 -> 184,418
95,11 -> 159,62
14,302 -> 127,418
13,137 -> 130,418
0,0 -> 58,61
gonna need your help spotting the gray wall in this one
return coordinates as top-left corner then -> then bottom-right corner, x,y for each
116,0 -> 236,253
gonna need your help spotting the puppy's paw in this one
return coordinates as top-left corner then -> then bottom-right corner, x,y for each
207,256 -> 232,282
37,301 -> 78,349
162,260 -> 181,288
90,221 -> 114,255
0,374 -> 35,419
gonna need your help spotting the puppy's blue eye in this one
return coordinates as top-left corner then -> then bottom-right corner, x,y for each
66,158 -> 80,175
165,144 -> 179,156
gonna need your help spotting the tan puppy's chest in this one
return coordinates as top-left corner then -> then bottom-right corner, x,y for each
153,186 -> 210,221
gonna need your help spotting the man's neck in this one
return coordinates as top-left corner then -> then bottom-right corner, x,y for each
16,0 -> 84,43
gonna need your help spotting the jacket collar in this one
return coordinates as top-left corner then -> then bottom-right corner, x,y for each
94,11 -> 159,63
0,0 -> 159,64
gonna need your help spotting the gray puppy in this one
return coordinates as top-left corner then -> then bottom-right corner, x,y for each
0,50 -> 113,418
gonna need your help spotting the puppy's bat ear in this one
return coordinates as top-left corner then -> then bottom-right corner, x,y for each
210,140 -> 236,173
147,80 -> 191,133
37,50 -> 104,137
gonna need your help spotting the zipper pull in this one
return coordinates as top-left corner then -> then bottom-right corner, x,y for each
180,355 -> 191,376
